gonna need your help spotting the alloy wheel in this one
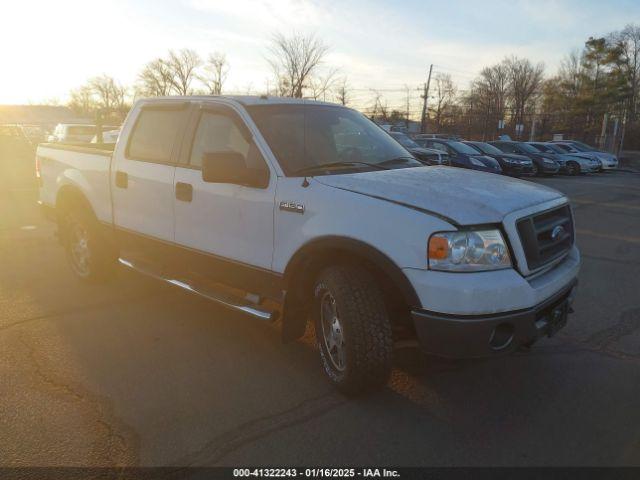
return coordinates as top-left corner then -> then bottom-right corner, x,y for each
320,291 -> 346,372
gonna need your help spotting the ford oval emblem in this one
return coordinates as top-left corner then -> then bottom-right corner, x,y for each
551,225 -> 565,241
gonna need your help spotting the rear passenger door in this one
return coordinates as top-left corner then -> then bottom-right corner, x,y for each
111,102 -> 192,262
172,103 -> 278,296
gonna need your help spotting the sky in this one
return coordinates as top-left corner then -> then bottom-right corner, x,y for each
1,0 -> 639,112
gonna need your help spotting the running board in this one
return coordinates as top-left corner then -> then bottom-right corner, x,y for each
118,257 -> 277,322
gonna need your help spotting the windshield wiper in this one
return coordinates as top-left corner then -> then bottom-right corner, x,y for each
294,161 -> 389,175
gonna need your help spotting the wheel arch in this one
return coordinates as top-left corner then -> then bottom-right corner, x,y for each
281,236 -> 420,342
54,185 -> 98,243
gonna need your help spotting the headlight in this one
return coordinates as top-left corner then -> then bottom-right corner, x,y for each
470,157 -> 486,167
428,230 -> 512,272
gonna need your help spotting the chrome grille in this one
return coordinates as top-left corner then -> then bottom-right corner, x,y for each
516,205 -> 574,271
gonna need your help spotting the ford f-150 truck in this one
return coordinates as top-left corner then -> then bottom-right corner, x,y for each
37,96 -> 580,394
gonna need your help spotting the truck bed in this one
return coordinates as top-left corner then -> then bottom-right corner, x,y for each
37,142 -> 114,224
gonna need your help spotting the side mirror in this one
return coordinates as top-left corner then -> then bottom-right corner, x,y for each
201,151 -> 269,188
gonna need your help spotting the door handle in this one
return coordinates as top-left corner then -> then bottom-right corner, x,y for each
175,182 -> 193,202
115,170 -> 128,188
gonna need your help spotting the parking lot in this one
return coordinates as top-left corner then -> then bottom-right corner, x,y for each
1,148 -> 640,467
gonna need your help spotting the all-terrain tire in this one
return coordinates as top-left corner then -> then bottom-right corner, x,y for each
61,206 -> 116,282
313,265 -> 393,395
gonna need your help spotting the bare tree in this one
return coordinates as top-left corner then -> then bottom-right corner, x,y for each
200,52 -> 229,95
473,62 -> 510,125
368,90 -> 389,121
308,68 -> 338,101
68,85 -> 96,116
335,77 -> 350,105
88,75 -> 127,111
268,32 -> 329,98
432,73 -> 457,131
167,49 -> 202,95
137,58 -> 174,97
505,56 -> 545,125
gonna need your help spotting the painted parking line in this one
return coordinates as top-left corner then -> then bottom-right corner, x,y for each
577,229 -> 640,245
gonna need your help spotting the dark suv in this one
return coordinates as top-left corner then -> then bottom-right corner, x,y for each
463,141 -> 534,176
489,141 -> 559,176
416,138 -> 502,174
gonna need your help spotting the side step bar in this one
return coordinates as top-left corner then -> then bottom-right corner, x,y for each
118,258 -> 277,322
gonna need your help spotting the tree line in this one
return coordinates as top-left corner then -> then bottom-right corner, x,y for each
67,25 -> 640,150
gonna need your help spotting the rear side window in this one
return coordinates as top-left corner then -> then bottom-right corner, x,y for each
127,108 -> 188,163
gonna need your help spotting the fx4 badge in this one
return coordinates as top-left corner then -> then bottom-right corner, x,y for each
279,201 -> 305,214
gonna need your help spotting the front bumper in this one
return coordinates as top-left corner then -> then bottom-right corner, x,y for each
600,160 -> 618,170
411,280 -> 578,358
504,163 -> 534,176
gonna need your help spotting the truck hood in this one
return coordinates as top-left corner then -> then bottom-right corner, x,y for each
314,166 -> 564,225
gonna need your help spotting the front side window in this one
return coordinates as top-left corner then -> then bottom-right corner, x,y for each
247,104 -> 418,175
190,110 -> 267,172
127,108 -> 189,163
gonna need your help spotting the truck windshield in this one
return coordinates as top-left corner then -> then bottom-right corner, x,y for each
247,104 -> 420,176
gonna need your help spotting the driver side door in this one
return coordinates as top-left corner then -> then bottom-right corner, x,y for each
172,104 -> 278,296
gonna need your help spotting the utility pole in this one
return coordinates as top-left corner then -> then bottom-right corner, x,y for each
420,64 -> 433,134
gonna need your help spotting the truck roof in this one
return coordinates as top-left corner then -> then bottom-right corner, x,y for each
135,95 -> 339,108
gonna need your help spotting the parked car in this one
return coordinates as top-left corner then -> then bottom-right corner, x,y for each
416,138 -> 502,174
463,141 -> 534,177
490,141 -> 560,176
551,141 -> 618,170
37,96 -> 580,394
527,142 -> 600,175
47,124 -> 120,144
414,133 -> 462,141
389,132 -> 449,165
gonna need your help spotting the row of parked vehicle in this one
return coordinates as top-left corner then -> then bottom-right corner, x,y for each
388,131 -> 619,177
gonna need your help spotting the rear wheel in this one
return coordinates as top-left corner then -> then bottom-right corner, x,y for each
62,208 -> 116,282
313,266 -> 393,395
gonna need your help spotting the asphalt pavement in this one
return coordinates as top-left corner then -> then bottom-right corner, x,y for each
1,146 -> 639,467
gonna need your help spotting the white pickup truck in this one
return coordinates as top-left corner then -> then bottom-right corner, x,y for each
37,96 -> 580,394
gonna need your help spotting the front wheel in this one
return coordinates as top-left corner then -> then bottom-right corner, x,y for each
532,163 -> 540,176
566,162 -> 580,176
313,266 -> 393,395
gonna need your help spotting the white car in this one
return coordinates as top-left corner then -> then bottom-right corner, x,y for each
553,141 -> 618,170
47,124 -> 120,144
36,96 -> 580,394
